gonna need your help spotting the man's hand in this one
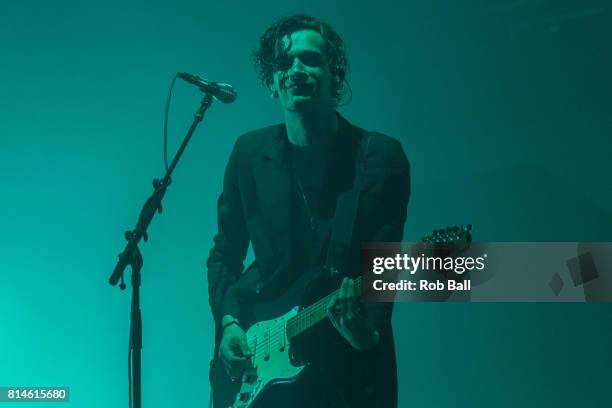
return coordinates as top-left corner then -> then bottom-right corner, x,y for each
326,277 -> 380,351
218,316 -> 253,380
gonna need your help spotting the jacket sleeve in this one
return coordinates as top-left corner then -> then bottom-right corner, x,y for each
364,138 -> 410,335
206,137 -> 250,330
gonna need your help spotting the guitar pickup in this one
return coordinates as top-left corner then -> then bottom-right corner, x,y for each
236,383 -> 254,403
243,373 -> 257,384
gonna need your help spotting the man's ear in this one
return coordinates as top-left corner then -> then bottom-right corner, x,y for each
335,67 -> 345,84
269,83 -> 279,98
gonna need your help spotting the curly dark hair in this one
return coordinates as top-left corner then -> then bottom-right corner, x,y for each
252,14 -> 350,106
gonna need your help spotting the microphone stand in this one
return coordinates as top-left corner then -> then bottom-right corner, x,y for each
109,93 -> 214,408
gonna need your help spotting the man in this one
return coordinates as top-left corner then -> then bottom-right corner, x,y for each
207,14 -> 410,407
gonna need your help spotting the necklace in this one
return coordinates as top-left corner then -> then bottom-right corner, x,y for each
294,177 -> 318,232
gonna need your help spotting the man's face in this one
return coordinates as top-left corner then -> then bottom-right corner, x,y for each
271,29 -> 335,113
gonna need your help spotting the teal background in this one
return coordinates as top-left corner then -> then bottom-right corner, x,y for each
1,0 -> 611,407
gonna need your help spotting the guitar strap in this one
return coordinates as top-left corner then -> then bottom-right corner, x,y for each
323,130 -> 371,276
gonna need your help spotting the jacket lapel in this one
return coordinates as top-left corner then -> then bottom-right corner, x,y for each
251,125 -> 293,275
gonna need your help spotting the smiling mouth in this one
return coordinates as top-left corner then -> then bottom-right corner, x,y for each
288,84 -> 313,96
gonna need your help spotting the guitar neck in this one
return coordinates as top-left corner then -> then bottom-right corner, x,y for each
285,275 -> 363,340
284,224 -> 472,341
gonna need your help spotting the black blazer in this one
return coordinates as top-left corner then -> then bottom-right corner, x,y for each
207,113 -> 410,406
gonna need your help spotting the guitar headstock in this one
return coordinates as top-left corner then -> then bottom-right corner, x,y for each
420,224 -> 472,244
412,224 -> 473,258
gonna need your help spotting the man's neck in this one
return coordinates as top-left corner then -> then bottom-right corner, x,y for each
283,108 -> 338,154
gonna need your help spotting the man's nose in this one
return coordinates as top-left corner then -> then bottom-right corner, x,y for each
289,70 -> 307,83
289,59 -> 307,83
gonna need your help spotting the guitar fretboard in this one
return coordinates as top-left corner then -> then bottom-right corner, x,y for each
285,275 -> 363,340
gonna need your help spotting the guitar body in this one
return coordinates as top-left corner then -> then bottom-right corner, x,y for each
211,266 -> 359,408
210,224 -> 472,408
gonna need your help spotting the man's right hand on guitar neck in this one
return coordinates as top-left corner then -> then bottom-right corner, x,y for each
219,315 -> 253,380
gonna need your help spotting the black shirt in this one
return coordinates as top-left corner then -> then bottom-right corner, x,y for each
289,145 -> 334,275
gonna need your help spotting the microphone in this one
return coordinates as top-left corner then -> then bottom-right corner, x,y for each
177,72 -> 237,104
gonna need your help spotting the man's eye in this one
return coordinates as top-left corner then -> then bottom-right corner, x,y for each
272,53 -> 323,71
300,54 -> 322,67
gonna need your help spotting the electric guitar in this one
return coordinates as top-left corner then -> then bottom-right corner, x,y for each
211,224 -> 473,408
